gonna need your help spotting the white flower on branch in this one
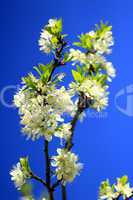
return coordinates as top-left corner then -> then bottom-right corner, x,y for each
114,177 -> 133,199
54,123 -> 72,140
47,19 -> 57,28
47,86 -> 75,114
69,48 -> 87,65
38,18 -> 62,54
51,149 -> 83,184
99,176 -> 133,200
79,79 -> 109,111
39,30 -> 53,54
105,62 -> 116,81
93,30 -> 114,55
14,76 -> 75,141
10,163 -> 26,190
99,179 -> 118,200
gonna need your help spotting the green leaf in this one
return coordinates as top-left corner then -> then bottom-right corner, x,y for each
76,65 -> 83,75
20,157 -> 31,177
98,74 -> 108,84
50,18 -> 62,34
73,42 -> 82,47
62,52 -> 71,63
38,63 -> 47,73
119,176 -> 128,185
72,70 -> 83,83
22,74 -> 37,90
41,65 -> 53,83
33,66 -> 42,76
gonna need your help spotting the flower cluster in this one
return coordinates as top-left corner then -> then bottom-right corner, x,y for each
14,74 -> 75,141
10,158 -> 31,190
69,49 -> 87,65
69,49 -> 116,81
99,176 -> 133,200
51,148 -> 83,184
70,77 -> 109,111
54,123 -> 72,140
10,163 -> 26,190
38,18 -> 63,53
69,21 -> 116,112
79,78 -> 109,111
74,21 -> 114,55
11,18 -> 117,198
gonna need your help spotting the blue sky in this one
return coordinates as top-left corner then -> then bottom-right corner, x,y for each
0,0 -> 133,199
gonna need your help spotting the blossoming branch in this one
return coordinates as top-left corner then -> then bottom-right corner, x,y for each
10,18 -> 130,200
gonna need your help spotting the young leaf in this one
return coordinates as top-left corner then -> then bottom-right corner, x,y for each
33,66 -> 42,76
72,70 -> 83,83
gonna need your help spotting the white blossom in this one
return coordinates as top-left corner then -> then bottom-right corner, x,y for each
105,62 -> 116,81
92,95 -> 109,112
99,180 -> 118,200
51,149 -> 83,184
115,181 -> 133,199
93,31 -> 114,54
39,30 -> 53,53
54,123 -> 72,139
14,77 -> 75,141
78,79 -> 109,111
10,163 -> 26,190
70,78 -> 109,111
47,19 -> 57,28
88,30 -> 95,37
99,191 -> 117,200
69,48 -> 87,65
79,79 -> 107,99
47,86 -> 75,114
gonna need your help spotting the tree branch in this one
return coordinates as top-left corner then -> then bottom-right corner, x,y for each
44,140 -> 54,200
43,38 -> 67,200
48,38 -> 67,82
61,184 -> 67,200
65,93 -> 88,151
44,140 -> 51,186
30,171 -> 49,189
52,179 -> 62,189
61,93 -> 90,200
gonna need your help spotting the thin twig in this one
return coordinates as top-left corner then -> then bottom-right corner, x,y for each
44,140 -> 51,186
30,172 -> 49,189
61,184 -> 67,200
52,179 -> 62,189
48,38 -> 67,82
44,140 -> 54,200
44,38 -> 67,200
62,93 -> 90,199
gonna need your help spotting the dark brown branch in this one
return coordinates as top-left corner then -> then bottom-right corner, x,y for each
65,107 -> 83,150
30,171 -> 49,189
44,38 -> 67,200
44,140 -> 54,200
52,179 -> 62,189
61,184 -> 67,200
48,38 -> 67,82
61,106 -> 82,200
44,140 -> 51,186
62,93 -> 90,200
65,93 -> 88,151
